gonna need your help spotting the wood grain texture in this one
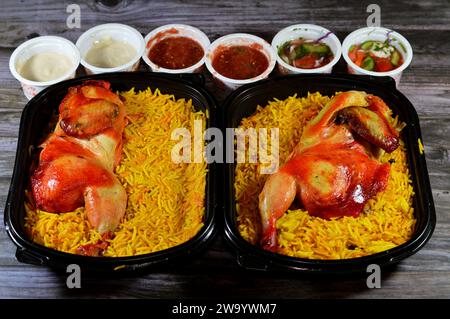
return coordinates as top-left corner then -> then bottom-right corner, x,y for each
0,0 -> 449,299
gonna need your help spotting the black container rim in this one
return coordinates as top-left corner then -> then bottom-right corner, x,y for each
222,73 -> 436,274
4,71 -> 218,272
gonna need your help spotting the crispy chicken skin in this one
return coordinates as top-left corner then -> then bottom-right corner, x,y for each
259,91 -> 401,251
31,81 -> 127,247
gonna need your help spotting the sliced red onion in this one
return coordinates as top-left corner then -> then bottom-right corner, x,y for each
315,31 -> 332,43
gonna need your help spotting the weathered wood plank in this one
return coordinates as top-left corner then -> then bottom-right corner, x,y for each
0,263 -> 449,299
0,138 -> 17,177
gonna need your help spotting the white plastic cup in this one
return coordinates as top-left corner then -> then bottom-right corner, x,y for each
76,23 -> 145,74
142,24 -> 210,74
9,36 -> 80,100
271,24 -> 341,75
205,33 -> 277,91
342,27 -> 413,86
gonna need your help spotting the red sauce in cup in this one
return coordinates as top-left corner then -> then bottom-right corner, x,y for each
148,36 -> 204,69
212,45 -> 269,80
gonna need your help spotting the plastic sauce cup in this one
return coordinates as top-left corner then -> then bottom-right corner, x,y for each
205,33 -> 276,91
142,24 -> 210,74
271,24 -> 341,75
76,23 -> 145,74
9,36 -> 80,100
342,27 -> 413,86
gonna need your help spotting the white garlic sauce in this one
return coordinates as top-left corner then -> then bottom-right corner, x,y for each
85,37 -> 137,68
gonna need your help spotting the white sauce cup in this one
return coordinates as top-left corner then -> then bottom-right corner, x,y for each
271,24 -> 341,75
9,36 -> 80,100
142,24 -> 210,74
76,23 -> 145,74
342,27 -> 413,86
205,33 -> 276,90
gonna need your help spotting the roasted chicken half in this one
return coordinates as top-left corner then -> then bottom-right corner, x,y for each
259,91 -> 402,251
31,80 -> 127,254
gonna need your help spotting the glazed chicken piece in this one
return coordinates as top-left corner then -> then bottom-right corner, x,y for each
259,91 -> 401,251
31,81 -> 127,252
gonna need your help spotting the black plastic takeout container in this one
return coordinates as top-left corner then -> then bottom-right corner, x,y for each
223,74 -> 436,274
4,72 -> 218,273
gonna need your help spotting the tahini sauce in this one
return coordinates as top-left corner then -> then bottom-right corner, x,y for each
85,37 -> 137,68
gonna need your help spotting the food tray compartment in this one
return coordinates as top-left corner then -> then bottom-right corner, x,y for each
4,72 -> 218,273
223,73 -> 435,274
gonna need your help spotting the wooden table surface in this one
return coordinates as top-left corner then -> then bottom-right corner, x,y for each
0,0 -> 449,299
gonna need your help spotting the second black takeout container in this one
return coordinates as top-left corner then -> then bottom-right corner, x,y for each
4,72 -> 218,273
223,74 -> 436,274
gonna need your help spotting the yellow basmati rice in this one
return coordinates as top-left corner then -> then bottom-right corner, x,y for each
235,92 -> 416,260
25,88 -> 207,257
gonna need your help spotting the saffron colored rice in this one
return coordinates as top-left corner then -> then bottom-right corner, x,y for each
235,92 -> 416,260
25,88 -> 207,257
